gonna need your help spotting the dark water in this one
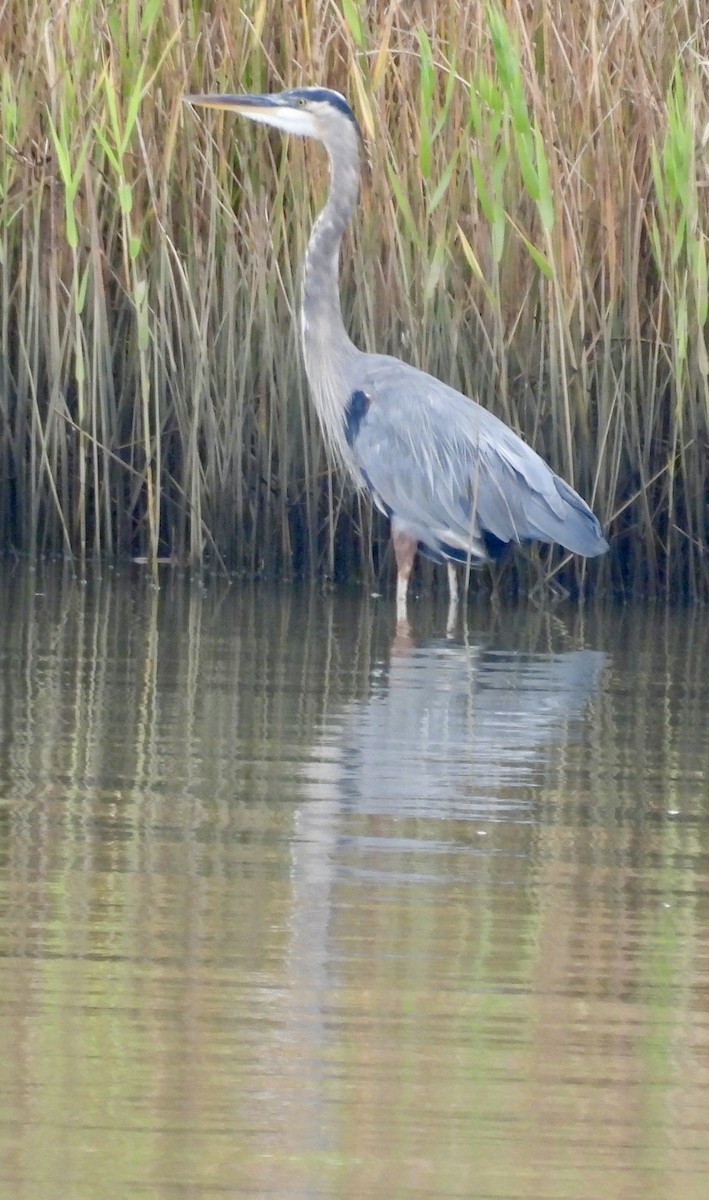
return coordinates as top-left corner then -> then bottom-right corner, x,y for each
0,565 -> 708,1199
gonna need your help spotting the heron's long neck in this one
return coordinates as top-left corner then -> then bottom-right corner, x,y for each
301,127 -> 361,463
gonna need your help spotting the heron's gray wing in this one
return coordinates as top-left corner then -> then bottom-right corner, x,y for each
346,356 -> 607,558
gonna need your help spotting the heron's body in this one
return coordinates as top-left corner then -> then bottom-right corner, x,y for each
186,86 -> 608,622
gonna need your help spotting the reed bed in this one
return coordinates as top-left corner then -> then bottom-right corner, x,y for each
1,1 -> 708,598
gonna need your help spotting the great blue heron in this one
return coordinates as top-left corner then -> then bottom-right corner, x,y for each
185,86 -> 608,621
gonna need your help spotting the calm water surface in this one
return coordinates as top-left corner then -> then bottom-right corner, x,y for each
0,565 -> 708,1199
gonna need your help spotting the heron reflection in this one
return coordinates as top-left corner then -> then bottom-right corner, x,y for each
302,632 -> 605,820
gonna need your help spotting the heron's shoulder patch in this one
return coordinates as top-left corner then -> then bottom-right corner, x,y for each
344,389 -> 372,448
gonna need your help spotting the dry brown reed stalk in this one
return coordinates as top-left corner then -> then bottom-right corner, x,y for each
0,1 -> 707,597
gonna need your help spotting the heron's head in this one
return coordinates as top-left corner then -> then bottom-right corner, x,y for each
184,86 -> 361,145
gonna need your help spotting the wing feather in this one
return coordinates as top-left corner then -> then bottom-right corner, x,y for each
344,354 -> 607,560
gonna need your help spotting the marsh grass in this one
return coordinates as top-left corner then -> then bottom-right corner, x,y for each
1,1 -> 708,597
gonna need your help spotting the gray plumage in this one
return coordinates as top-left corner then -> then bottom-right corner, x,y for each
185,86 -> 608,620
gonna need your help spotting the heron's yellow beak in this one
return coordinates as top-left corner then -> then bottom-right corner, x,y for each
183,92 -> 321,138
183,94 -> 282,115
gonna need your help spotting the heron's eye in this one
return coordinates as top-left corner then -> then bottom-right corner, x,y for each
297,98 -> 306,107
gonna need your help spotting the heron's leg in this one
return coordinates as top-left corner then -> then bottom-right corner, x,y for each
447,562 -> 458,605
446,562 -> 459,634
392,528 -> 417,625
